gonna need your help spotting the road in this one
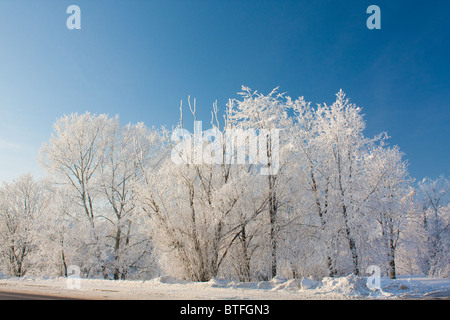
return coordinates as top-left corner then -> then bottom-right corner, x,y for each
0,290 -> 79,300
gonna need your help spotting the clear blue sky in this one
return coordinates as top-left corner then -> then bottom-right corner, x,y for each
0,0 -> 448,183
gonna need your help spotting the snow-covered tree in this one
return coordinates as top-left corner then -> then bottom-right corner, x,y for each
227,87 -> 292,278
288,96 -> 337,277
415,175 -> 450,277
0,174 -> 48,277
138,98 -> 256,281
39,112 -> 162,279
364,144 -> 413,278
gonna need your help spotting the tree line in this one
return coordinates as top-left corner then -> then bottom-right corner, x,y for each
0,87 -> 448,281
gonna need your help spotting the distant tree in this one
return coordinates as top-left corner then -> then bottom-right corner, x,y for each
416,175 -> 450,277
0,174 -> 48,277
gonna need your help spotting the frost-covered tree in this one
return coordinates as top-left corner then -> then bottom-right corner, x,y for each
288,96 -> 337,277
39,112 -> 117,277
297,90 -> 371,276
138,98 -> 257,281
415,175 -> 450,277
363,145 -> 413,278
99,122 -> 161,279
286,90 -> 414,278
39,112 -> 162,279
40,113 -> 118,226
40,185 -> 78,277
0,174 -> 48,277
227,87 -> 292,278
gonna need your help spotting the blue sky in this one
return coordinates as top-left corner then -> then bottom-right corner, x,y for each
0,0 -> 448,183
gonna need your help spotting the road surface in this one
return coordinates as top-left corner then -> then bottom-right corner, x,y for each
0,290 -> 79,300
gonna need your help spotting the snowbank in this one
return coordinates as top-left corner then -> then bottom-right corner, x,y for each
316,274 -> 375,297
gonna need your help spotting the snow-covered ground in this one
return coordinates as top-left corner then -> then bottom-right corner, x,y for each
0,273 -> 448,300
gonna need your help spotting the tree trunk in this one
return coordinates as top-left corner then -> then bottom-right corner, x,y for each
268,175 -> 277,278
342,202 -> 359,275
310,169 -> 336,277
113,226 -> 122,280
336,150 -> 359,276
387,222 -> 396,279
239,225 -> 251,282
61,249 -> 68,277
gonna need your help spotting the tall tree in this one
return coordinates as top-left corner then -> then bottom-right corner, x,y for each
227,86 -> 291,278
